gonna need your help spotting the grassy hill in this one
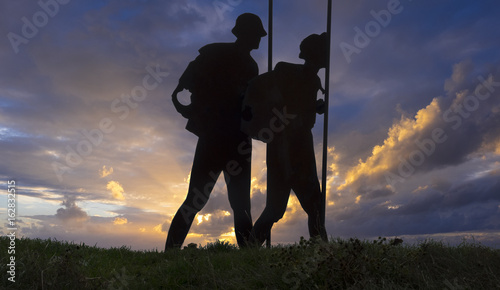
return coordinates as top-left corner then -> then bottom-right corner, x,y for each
1,236 -> 499,289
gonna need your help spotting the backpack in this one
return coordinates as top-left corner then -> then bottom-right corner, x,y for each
241,70 -> 284,143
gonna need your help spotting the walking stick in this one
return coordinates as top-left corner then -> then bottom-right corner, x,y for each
321,0 -> 333,229
266,0 -> 273,249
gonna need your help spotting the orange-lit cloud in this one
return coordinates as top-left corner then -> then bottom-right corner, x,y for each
325,146 -> 341,206
219,227 -> 236,244
100,166 -> 114,178
113,216 -> 128,225
412,185 -> 429,193
153,224 -> 164,234
197,213 -> 212,225
338,98 -> 442,192
107,181 -> 125,200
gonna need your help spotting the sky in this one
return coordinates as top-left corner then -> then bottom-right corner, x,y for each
1,0 -> 500,251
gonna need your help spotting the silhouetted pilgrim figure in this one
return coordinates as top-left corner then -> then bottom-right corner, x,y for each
243,33 -> 329,246
166,13 -> 267,250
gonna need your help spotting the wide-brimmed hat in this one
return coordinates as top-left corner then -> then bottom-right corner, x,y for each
232,13 -> 267,38
299,32 -> 328,68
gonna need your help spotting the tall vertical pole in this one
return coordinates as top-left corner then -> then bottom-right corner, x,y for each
268,0 -> 273,73
321,0 -> 332,227
266,0 -> 273,249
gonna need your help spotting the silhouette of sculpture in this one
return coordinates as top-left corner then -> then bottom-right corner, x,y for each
243,33 -> 329,246
166,13 -> 267,250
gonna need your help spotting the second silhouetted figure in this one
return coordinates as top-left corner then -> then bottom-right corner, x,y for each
243,33 -> 329,246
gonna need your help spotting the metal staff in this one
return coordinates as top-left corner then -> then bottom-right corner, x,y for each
321,0 -> 333,228
268,0 -> 273,74
266,0 -> 273,249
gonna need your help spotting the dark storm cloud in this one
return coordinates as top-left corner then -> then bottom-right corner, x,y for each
55,195 -> 89,223
338,63 -> 500,196
328,168 -> 500,239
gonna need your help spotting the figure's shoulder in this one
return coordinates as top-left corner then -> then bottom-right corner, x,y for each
248,55 -> 258,72
274,61 -> 301,72
199,42 -> 234,55
274,62 -> 322,91
274,62 -> 304,80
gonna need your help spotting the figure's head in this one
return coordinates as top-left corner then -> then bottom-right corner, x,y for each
232,13 -> 267,49
299,33 -> 328,68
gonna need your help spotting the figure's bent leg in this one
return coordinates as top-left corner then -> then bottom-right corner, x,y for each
165,139 -> 221,250
165,201 -> 200,249
251,197 -> 288,246
293,177 -> 327,242
251,142 -> 291,246
290,130 -> 327,242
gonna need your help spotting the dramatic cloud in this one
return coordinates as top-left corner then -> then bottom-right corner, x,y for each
337,66 -> 500,196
